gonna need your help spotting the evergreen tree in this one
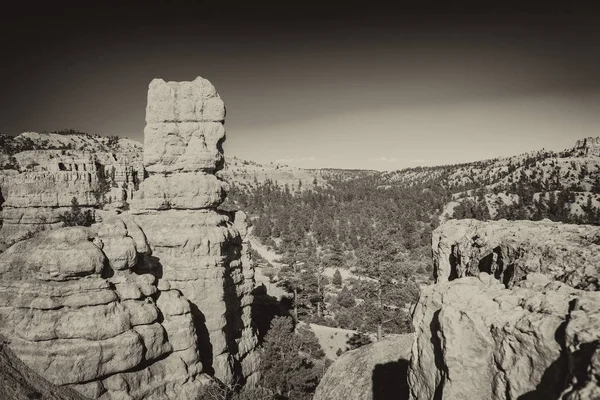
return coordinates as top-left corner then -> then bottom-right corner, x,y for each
346,332 -> 372,350
332,269 -> 343,288
260,317 -> 323,400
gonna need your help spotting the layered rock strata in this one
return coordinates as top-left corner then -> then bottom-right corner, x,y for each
0,218 -> 209,399
131,77 -> 259,385
0,148 -> 144,248
432,218 -> 600,289
408,273 -> 600,400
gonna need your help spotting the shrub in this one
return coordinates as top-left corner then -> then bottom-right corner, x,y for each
59,197 -> 94,227
346,332 -> 372,350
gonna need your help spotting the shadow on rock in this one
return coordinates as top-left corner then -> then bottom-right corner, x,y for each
372,359 -> 410,400
250,284 -> 291,344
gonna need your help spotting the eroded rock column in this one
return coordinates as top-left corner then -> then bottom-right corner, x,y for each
132,77 -> 259,385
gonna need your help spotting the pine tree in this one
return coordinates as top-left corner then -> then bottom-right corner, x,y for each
346,332 -> 372,350
260,317 -> 323,400
332,269 -> 343,288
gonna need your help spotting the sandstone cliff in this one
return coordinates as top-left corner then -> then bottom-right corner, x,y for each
0,132 -> 143,248
0,218 -> 211,399
0,77 -> 259,399
409,272 -> 599,400
432,218 -> 600,290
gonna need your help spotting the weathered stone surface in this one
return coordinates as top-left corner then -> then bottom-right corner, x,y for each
0,77 -> 258,398
408,273 -> 600,400
130,76 -> 259,386
0,218 -> 204,399
143,78 -> 225,174
314,334 -> 413,400
432,218 -> 600,289
560,293 -> 600,399
0,133 -> 145,247
137,173 -> 226,210
0,335 -> 88,400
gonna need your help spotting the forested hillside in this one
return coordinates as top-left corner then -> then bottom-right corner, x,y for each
223,136 -> 600,338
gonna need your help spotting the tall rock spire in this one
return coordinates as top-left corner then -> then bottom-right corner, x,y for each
133,77 -> 259,385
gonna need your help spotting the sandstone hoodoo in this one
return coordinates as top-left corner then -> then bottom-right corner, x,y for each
131,77 -> 259,385
0,77 -> 259,399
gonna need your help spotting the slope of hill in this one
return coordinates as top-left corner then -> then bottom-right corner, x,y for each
223,136 -> 600,338
380,137 -> 600,224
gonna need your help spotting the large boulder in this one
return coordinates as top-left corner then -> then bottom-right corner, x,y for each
314,334 -> 413,400
408,273 -> 600,400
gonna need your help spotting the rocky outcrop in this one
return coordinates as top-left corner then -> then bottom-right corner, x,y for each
432,218 -> 600,290
313,334 -> 413,400
0,136 -> 144,247
573,137 -> 600,157
408,272 -> 600,400
131,77 -> 259,386
0,217 -> 210,399
0,335 -> 88,400
0,77 -> 259,398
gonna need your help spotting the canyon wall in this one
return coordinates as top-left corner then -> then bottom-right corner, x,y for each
0,139 -> 143,248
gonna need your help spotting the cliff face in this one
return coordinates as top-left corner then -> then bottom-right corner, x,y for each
432,218 -> 600,290
0,135 -> 144,248
131,77 -> 259,386
409,273 -> 600,400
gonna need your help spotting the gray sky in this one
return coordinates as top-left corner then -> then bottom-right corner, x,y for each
1,3 -> 599,170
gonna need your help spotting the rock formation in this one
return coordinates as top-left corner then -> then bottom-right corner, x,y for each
0,134 -> 144,248
573,137 -> 600,157
0,77 -> 259,399
0,218 -> 210,399
130,77 -> 259,385
432,218 -> 600,290
0,334 -> 88,400
313,334 -> 413,400
409,272 -> 600,400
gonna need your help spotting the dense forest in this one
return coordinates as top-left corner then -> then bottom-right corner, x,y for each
223,141 -> 600,340
225,174 -> 450,336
